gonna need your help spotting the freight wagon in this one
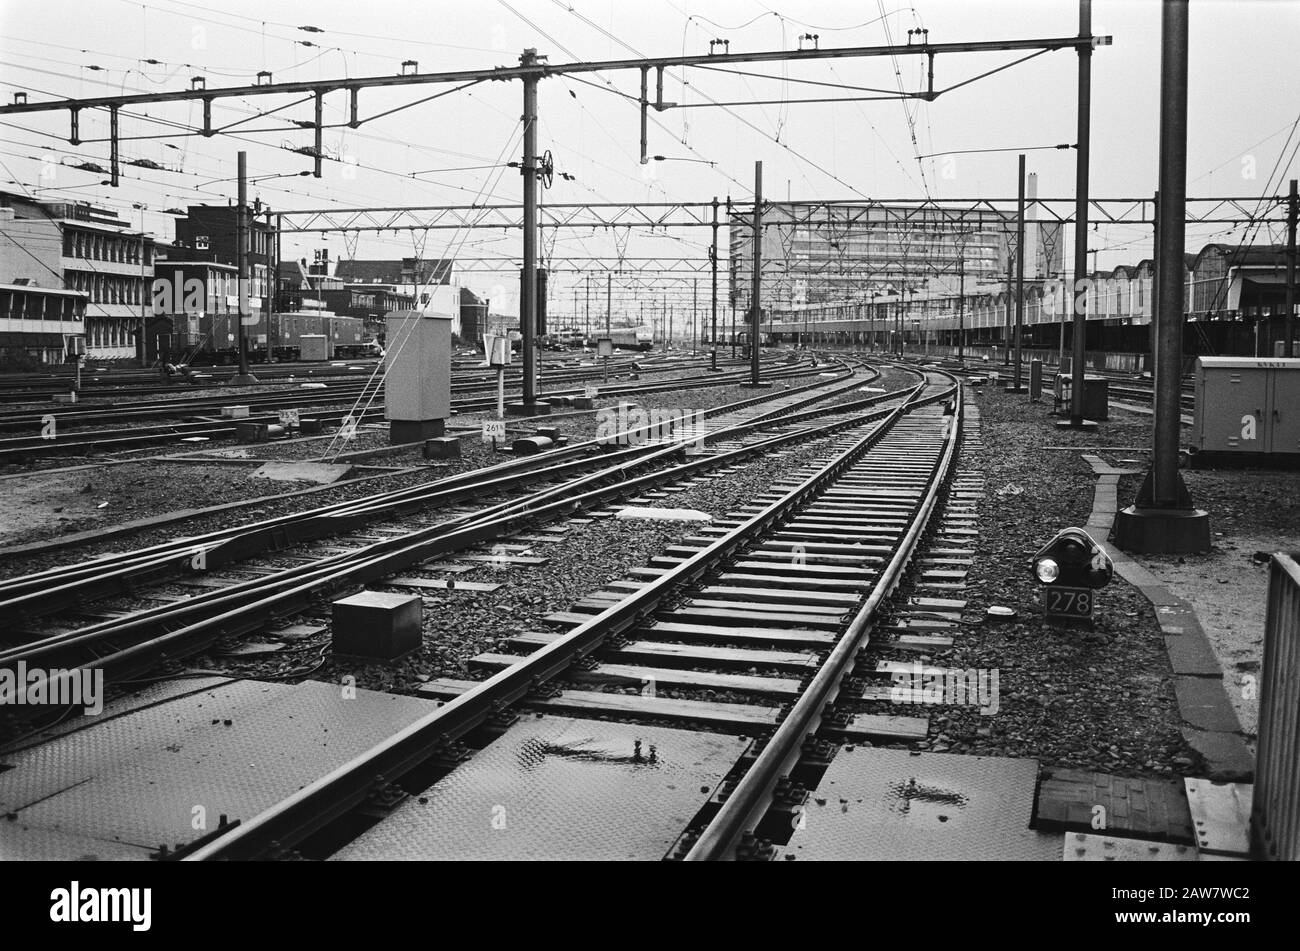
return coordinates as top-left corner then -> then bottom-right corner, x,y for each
148,311 -> 370,364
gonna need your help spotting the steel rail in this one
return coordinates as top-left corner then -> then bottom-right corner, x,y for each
0,357 -> 866,605
0,440 -> 671,625
0,359 -> 890,673
181,380 -> 926,860
0,354 -> 803,440
0,364 -> 900,668
7,384 -> 914,714
0,356 -> 816,460
0,357 -> 679,430
684,369 -> 963,861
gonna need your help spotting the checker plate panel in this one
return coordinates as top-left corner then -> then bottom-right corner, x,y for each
0,679 -> 437,860
333,715 -> 748,860
779,747 -> 1060,861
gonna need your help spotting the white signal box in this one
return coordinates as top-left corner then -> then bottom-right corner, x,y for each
486,334 -> 512,367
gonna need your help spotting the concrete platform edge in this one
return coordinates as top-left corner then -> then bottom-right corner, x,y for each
1083,457 -> 1254,782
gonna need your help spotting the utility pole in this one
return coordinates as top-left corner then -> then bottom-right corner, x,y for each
1004,255 -> 1014,366
1113,0 -> 1207,553
749,160 -> 763,385
1012,153 -> 1027,391
957,255 -> 966,363
585,273 -> 590,341
137,206 -> 146,368
1151,190 -> 1159,374
692,277 -> 698,356
515,48 -> 545,415
896,292 -> 904,358
898,245 -> 909,358
1065,0 -> 1093,427
268,209 -> 278,327
231,150 -> 258,384
710,196 -> 719,371
1286,178 -> 1297,357
731,299 -> 737,360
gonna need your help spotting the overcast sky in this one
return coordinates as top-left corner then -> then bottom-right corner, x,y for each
1,0 -> 1296,324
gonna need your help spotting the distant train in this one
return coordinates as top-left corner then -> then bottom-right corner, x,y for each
604,327 -> 654,351
537,327 -> 654,352
147,310 -> 374,364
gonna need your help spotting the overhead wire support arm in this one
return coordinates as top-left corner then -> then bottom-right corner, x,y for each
0,36 -> 1107,117
0,34 -> 1110,186
314,89 -> 324,178
108,104 -> 119,187
639,66 -> 649,164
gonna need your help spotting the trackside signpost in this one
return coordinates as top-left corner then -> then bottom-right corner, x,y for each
597,336 -> 613,384
482,419 -> 506,448
486,333 -> 511,422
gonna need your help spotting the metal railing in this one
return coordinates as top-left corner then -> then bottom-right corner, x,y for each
1253,552 -> 1300,860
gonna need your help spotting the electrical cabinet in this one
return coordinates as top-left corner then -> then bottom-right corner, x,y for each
384,310 -> 451,442
1193,357 -> 1300,455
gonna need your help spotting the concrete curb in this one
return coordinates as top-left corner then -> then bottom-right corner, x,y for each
1082,454 -> 1254,782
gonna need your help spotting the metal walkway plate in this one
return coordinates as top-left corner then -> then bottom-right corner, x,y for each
333,715 -> 749,860
1063,833 -> 1198,861
778,747 -> 1060,861
0,678 -> 437,861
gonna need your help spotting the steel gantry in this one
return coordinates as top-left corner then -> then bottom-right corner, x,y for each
274,196 -> 1288,235
0,27 -> 1114,405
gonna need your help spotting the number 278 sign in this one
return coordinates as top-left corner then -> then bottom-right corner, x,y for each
1044,585 -> 1094,620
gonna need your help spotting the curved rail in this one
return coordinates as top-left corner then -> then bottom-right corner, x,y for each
180,363 -> 945,860
684,367 -> 962,860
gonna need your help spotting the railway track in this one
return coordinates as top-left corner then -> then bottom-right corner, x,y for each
913,354 -> 1195,412
0,358 -> 907,705
0,356 -> 795,462
0,361 -> 385,402
0,353 -> 664,402
153,365 -> 963,861
0,355 -> 661,431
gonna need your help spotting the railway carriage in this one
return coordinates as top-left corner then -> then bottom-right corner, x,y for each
604,327 -> 653,351
150,311 -> 369,364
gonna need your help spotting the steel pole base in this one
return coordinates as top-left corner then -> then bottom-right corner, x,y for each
505,400 -> 551,417
1112,504 -> 1211,554
390,418 -> 446,444
229,372 -> 260,385
1055,418 -> 1099,431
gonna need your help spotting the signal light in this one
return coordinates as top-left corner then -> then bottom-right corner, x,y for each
1032,527 -> 1112,621
1032,527 -> 1113,589
1034,557 -> 1059,583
